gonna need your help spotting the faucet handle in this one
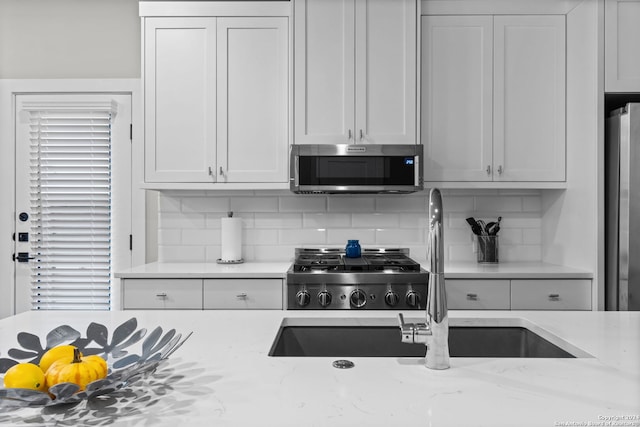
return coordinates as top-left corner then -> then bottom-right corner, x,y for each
397,313 -> 429,344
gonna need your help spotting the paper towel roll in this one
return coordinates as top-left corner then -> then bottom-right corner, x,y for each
221,217 -> 242,261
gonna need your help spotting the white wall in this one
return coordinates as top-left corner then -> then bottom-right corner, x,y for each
0,0 -> 140,78
541,0 -> 602,307
156,190 -> 544,263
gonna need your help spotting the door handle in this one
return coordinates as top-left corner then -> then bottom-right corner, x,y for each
13,252 -> 35,263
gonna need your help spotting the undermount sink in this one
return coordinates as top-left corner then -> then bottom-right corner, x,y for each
268,317 -> 591,358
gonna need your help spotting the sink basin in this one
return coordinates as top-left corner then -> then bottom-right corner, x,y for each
268,317 -> 591,358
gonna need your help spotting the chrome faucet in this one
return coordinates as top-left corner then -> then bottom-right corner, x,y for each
398,188 -> 450,369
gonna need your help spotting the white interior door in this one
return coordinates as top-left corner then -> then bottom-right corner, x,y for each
14,94 -> 132,313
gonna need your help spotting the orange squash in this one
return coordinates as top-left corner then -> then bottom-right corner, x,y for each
45,347 -> 108,391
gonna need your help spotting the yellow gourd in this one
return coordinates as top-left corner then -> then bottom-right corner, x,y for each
39,344 -> 81,373
45,348 -> 108,391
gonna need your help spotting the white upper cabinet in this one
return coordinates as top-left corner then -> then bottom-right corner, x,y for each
493,16 -> 566,182
422,15 -> 493,181
422,14 -> 566,184
216,18 -> 289,183
142,4 -> 290,187
294,0 -> 417,145
605,0 -> 640,92
145,18 -> 217,183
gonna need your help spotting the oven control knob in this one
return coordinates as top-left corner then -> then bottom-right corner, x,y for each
317,291 -> 332,308
384,291 -> 400,307
350,289 -> 367,308
405,291 -> 421,308
296,290 -> 311,307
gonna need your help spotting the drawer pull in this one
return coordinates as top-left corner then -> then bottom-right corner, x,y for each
156,293 -> 167,298
466,293 -> 478,301
548,293 -> 560,301
236,293 -> 248,299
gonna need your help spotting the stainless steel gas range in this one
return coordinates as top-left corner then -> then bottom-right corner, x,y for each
286,248 -> 428,310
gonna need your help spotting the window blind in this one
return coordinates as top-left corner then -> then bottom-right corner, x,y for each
29,110 -> 113,310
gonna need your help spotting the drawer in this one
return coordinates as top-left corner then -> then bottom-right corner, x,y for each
446,279 -> 511,310
122,279 -> 202,309
204,279 -> 283,309
511,279 -> 592,310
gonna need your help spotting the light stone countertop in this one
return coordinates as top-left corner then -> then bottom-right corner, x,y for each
115,261 -> 592,279
0,310 -> 637,426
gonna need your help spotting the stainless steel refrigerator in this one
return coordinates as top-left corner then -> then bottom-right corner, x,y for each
606,103 -> 640,310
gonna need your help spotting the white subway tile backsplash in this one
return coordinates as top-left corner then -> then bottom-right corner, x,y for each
303,213 -> 351,228
375,228 -> 424,245
327,229 -> 376,246
351,213 -> 400,228
375,195 -> 426,212
255,213 -> 302,229
475,196 -> 522,213
279,196 -> 326,212
522,196 -> 542,212
181,196 -> 229,213
159,212 -> 205,229
157,191 -> 543,263
245,229 -> 278,245
442,196 -> 475,213
231,197 -> 279,213
159,245 -> 205,263
279,228 -> 327,245
182,229 -> 221,246
158,196 -> 181,213
158,229 -> 181,246
327,196 -> 376,212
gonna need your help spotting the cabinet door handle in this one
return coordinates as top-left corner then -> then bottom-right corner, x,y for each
208,166 -> 213,176
156,293 -> 167,298
347,129 -> 352,140
548,293 -> 560,301
486,165 -> 491,175
236,293 -> 248,299
466,293 -> 478,301
359,129 -> 364,141
497,165 -> 504,175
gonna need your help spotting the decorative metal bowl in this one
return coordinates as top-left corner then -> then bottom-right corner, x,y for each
0,317 -> 192,408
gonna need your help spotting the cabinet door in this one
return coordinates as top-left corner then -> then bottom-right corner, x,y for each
144,18 -> 217,182
421,16 -> 493,181
203,279 -> 283,309
446,279 -> 510,310
123,279 -> 203,309
217,17 -> 289,183
355,0 -> 416,144
493,16 -> 566,182
511,279 -> 591,310
294,0 -> 355,144
605,0 -> 640,92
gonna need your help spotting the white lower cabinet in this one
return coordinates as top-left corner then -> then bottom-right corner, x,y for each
203,279 -> 283,309
123,279 -> 202,310
511,279 -> 592,310
446,279 -> 592,310
122,278 -> 284,310
447,279 -> 510,310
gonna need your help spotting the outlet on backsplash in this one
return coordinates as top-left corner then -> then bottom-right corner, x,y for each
155,190 -> 543,263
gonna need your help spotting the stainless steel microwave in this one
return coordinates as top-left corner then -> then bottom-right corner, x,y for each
290,144 -> 423,194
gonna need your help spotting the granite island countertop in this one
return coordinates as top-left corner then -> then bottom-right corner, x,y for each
0,310 -> 637,426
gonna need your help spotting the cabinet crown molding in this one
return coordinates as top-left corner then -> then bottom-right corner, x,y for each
421,0 -> 582,15
140,1 -> 291,17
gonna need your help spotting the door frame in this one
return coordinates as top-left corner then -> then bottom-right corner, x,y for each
0,79 -> 145,318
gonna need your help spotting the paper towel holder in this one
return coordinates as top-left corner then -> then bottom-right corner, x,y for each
217,211 -> 244,264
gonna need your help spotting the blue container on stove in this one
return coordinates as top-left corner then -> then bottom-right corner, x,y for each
345,240 -> 361,258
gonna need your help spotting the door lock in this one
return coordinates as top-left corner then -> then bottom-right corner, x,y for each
13,252 -> 35,263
